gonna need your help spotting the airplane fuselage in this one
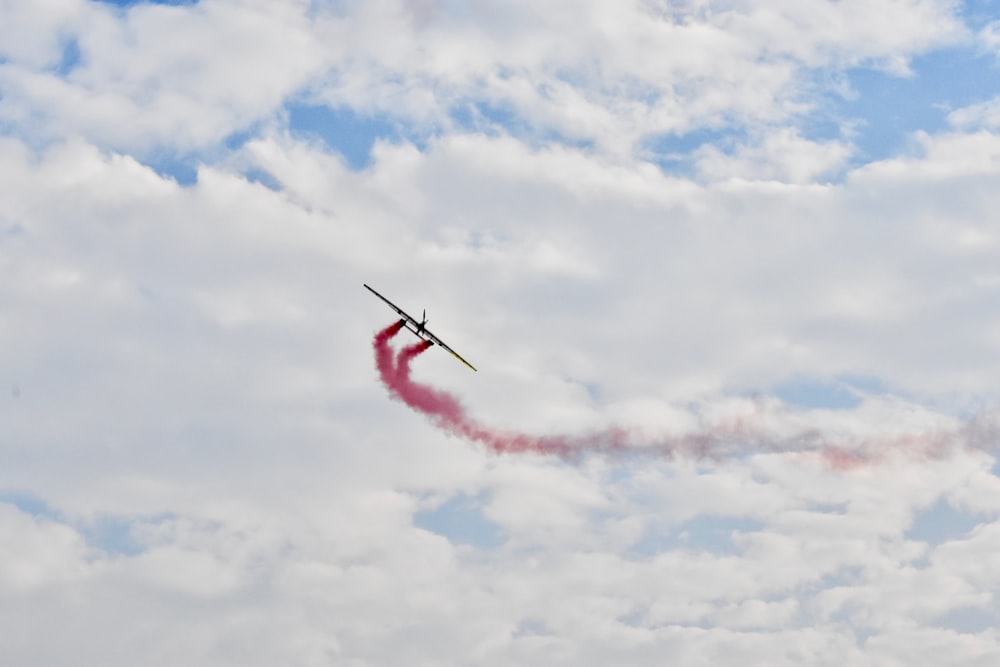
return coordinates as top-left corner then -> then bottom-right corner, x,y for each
368,284 -> 474,370
400,318 -> 436,345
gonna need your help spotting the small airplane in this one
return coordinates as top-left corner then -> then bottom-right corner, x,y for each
364,284 -> 477,371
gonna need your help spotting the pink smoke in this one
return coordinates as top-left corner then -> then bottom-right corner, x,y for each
373,322 -> 997,464
374,321 -> 631,455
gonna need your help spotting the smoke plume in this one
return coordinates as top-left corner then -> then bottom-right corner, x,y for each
373,322 -> 997,465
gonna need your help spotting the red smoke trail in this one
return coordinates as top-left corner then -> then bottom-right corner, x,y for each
373,319 -> 406,387
375,321 -> 631,455
373,322 -> 996,464
374,321 -> 771,458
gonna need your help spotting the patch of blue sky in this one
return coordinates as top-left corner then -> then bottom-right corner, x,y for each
790,384 -> 853,410
644,41 -> 1000,175
293,92 -> 713,172
241,167 -> 283,192
77,515 -> 149,556
772,376 -> 887,411
289,97 -> 597,169
641,126 -> 743,176
450,99 -> 595,151
223,128 -> 256,152
0,491 -> 161,556
629,515 -> 764,558
413,493 -> 506,549
958,0 -> 1000,30
906,498 -> 986,545
816,47 -> 1000,166
219,127 -> 285,189
932,606 -> 998,634
0,492 -> 60,521
450,99 -> 524,134
135,151 -> 198,186
287,103 -> 402,170
56,38 -> 81,76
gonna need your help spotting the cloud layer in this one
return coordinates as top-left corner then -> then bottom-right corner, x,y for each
2,1 -> 1000,665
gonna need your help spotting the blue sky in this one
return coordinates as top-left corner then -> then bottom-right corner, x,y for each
2,1 -> 1000,665
273,39 -> 1000,181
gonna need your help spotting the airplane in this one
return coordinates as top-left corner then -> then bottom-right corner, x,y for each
364,284 -> 477,371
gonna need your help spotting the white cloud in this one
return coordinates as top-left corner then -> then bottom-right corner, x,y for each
0,0 -> 86,69
0,504 -> 91,592
694,127 -> 852,183
948,96 -> 1000,130
303,0 -> 966,153
2,1 -> 1000,665
0,0 -> 327,152
0,0 -> 969,156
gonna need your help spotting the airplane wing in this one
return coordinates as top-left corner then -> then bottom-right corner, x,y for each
364,283 -> 421,329
422,328 -> 478,372
364,284 -> 477,372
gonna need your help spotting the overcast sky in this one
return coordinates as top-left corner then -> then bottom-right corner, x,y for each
3,0 -> 1000,664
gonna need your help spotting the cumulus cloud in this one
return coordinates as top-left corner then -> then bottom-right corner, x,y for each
0,0 -> 327,151
2,1 -> 1000,665
693,127 -> 852,182
948,97 -> 1000,130
0,0 -> 969,156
